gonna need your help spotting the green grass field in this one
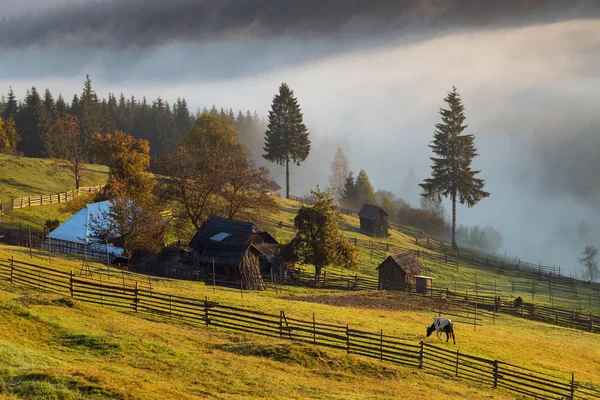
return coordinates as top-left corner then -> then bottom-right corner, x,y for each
0,154 -> 108,203
1,156 -> 599,398
0,244 -> 599,399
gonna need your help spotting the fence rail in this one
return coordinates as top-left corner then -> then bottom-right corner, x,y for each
0,258 -> 597,399
0,185 -> 104,214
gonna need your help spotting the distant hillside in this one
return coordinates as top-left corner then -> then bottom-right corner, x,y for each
0,154 -> 108,203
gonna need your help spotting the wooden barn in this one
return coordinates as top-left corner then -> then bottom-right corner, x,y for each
358,203 -> 389,238
376,251 -> 424,290
263,181 -> 282,197
188,216 -> 280,290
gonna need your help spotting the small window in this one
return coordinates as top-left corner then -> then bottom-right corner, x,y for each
210,232 -> 231,241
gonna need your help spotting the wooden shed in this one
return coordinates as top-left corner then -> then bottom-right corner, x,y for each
263,181 -> 282,197
189,216 -> 274,290
415,275 -> 434,295
376,251 -> 424,290
358,203 -> 389,238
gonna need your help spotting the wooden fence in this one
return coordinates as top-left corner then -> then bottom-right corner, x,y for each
0,185 -> 104,214
0,258 -> 597,399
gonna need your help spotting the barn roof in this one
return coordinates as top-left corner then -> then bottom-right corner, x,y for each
358,203 -> 388,219
264,181 -> 282,191
188,216 -> 253,251
376,251 -> 423,276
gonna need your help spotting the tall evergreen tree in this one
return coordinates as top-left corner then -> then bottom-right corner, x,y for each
420,86 -> 490,248
79,75 -> 101,155
16,87 -> 47,157
341,171 -> 359,210
56,95 -> 68,118
3,87 -> 18,120
173,98 -> 192,139
263,83 -> 311,198
355,169 -> 377,206
40,89 -> 57,156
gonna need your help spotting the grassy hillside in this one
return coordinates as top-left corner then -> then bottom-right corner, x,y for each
0,154 -> 108,203
1,245 -> 599,396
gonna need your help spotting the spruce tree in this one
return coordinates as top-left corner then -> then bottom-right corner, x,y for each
263,83 -> 311,198
420,86 -> 490,248
79,75 -> 101,156
3,87 -> 18,120
341,172 -> 359,210
355,169 -> 377,206
56,95 -> 68,118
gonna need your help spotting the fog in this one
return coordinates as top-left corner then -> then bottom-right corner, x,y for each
1,0 -> 599,273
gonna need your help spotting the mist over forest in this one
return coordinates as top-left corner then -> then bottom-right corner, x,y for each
1,0 -> 600,274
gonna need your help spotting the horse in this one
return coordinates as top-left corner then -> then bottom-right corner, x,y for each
426,317 -> 456,344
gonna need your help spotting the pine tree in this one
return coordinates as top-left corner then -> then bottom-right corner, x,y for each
3,87 -> 18,120
341,172 -> 359,210
355,169 -> 377,206
56,95 -> 68,118
173,98 -> 192,140
329,146 -> 350,200
263,83 -> 311,198
0,115 -> 20,152
16,87 -> 46,157
40,89 -> 57,156
79,75 -> 101,156
420,86 -> 490,248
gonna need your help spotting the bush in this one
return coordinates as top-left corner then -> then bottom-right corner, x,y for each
396,205 -> 448,239
44,219 -> 60,233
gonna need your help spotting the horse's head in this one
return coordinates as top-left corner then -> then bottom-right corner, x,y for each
426,323 -> 435,337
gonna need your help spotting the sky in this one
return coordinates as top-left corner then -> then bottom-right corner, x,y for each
1,0 -> 599,273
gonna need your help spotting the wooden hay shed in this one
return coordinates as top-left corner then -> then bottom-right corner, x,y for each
263,181 -> 282,197
189,216 -> 277,290
358,203 -> 389,238
415,275 -> 434,295
376,251 -> 423,290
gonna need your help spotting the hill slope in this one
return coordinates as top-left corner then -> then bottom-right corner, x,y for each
0,154 -> 108,203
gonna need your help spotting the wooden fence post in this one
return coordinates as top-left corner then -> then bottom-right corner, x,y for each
100,276 -> 103,307
204,296 -> 209,326
346,324 -> 350,354
134,281 -> 139,312
418,341 -> 424,368
570,372 -> 575,400
279,311 -> 283,338
455,350 -> 459,376
380,329 -> 383,361
312,312 -> 316,344
69,270 -> 74,298
9,256 -> 14,284
493,361 -> 498,387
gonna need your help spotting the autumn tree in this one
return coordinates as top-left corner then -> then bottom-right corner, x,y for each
0,116 -> 20,153
420,87 -> 490,249
282,187 -> 359,282
263,83 -> 311,198
89,131 -> 165,256
420,190 -> 445,219
183,112 -> 243,154
91,130 -> 152,194
579,245 -> 599,282
329,146 -> 350,201
160,120 -> 277,241
88,180 -> 167,257
53,115 -> 86,189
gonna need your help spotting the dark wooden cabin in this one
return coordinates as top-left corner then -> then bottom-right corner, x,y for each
263,181 -> 282,197
376,251 -> 424,290
189,216 -> 263,290
188,216 -> 280,290
358,203 -> 389,238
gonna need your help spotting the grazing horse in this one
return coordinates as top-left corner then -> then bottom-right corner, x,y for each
426,317 -> 456,344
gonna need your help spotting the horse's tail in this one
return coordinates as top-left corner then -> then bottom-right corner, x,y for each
450,321 -> 456,344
